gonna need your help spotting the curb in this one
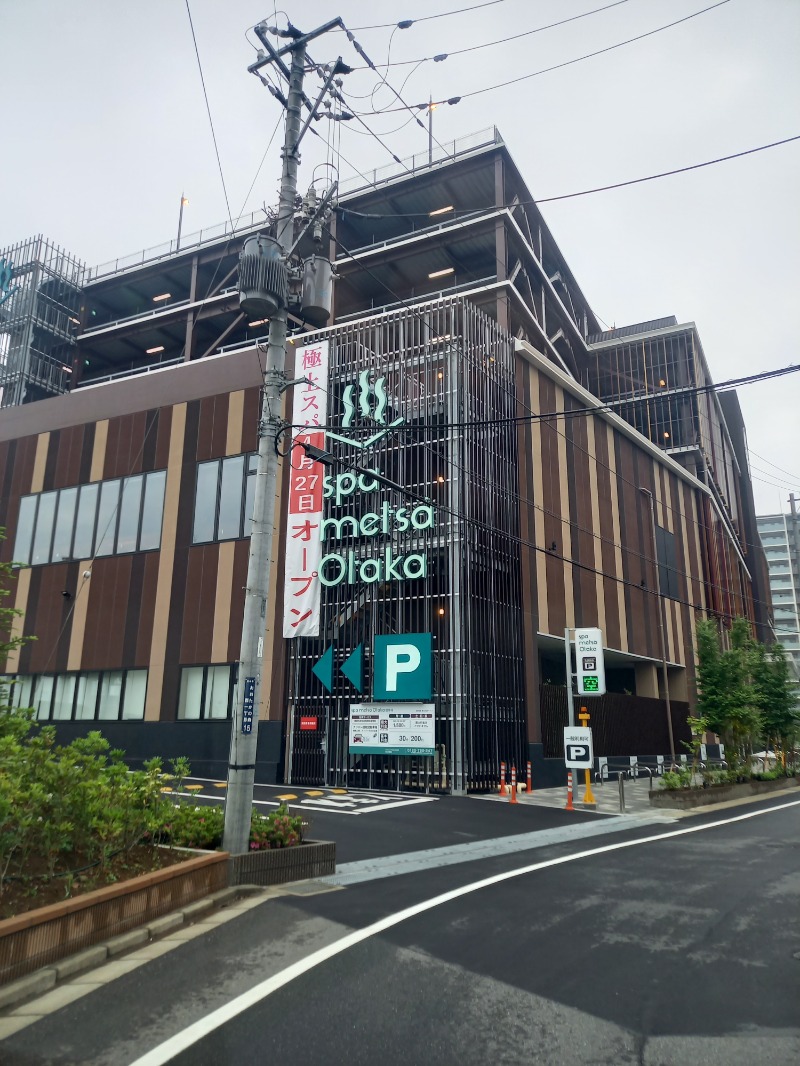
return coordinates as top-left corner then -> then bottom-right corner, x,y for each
0,884 -> 264,1016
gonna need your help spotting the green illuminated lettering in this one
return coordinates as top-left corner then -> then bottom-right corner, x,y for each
360,512 -> 381,536
320,515 -> 359,539
361,559 -> 381,583
411,505 -> 435,530
403,554 -> 427,579
319,553 -> 346,586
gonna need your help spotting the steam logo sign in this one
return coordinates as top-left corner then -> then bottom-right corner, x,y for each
326,369 -> 404,449
343,370 -> 387,427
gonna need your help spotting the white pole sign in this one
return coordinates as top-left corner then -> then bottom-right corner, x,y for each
574,627 -> 606,696
564,726 -> 594,768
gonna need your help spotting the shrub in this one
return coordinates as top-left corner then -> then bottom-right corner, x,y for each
0,711 -> 171,890
249,804 -> 303,851
662,768 -> 692,790
164,803 -> 225,850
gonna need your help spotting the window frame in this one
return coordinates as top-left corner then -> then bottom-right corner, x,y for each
11,470 -> 166,567
3,669 -> 148,722
177,664 -> 236,720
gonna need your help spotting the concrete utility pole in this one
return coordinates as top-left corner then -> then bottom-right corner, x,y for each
222,19 -> 341,855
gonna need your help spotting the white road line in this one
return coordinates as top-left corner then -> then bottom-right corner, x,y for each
169,791 -> 431,817
353,796 -> 437,814
176,784 -> 435,816
127,797 -> 800,1066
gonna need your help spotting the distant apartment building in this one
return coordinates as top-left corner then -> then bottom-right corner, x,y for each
756,510 -> 800,677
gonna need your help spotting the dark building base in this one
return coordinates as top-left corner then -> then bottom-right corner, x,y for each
48,720 -> 285,785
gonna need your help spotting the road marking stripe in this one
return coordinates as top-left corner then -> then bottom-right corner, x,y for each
128,798 -> 800,1066
352,796 -> 437,814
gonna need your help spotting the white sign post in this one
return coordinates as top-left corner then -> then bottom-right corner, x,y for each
564,726 -> 594,768
574,627 -> 606,697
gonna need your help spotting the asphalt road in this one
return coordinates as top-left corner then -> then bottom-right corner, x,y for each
2,795 -> 799,1066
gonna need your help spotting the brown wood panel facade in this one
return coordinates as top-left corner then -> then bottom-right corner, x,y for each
0,368 -> 280,727
514,348 -> 727,733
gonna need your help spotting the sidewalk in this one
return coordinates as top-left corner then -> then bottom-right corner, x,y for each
479,775 -> 800,820
477,775 -> 667,817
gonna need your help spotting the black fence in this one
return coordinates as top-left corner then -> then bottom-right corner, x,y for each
539,684 -> 691,758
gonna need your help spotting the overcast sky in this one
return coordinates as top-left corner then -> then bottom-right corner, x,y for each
2,0 -> 798,514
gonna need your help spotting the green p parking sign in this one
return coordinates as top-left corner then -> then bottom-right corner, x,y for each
373,633 -> 432,700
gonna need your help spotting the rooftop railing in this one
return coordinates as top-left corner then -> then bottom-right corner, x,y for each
86,127 -> 502,283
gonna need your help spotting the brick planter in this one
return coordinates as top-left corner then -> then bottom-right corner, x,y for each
649,775 -> 799,810
228,840 -> 335,887
0,850 -> 229,986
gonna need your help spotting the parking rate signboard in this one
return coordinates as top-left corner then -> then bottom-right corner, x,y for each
348,703 -> 435,756
574,627 -> 606,696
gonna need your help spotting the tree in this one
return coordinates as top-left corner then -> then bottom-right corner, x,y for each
752,640 -> 798,763
695,616 -> 762,770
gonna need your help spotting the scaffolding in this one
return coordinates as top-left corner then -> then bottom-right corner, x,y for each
0,235 -> 85,408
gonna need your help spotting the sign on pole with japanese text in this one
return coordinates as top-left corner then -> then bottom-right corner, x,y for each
574,627 -> 606,696
283,340 -> 329,637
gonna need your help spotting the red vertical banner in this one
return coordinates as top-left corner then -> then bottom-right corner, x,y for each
283,340 -> 329,638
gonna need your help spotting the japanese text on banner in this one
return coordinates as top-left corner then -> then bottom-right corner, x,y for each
283,340 -> 328,638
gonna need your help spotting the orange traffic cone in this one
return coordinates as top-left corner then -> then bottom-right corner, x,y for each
565,770 -> 574,811
499,761 -> 507,796
526,761 -> 533,795
509,765 -> 518,804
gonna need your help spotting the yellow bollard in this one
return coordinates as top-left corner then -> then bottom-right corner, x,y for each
578,707 -> 597,806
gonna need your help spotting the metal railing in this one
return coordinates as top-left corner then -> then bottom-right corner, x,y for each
76,356 -> 184,389
86,128 -> 503,283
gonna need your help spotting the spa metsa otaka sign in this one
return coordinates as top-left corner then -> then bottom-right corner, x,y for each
283,343 -> 433,638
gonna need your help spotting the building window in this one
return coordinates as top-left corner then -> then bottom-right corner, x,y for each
12,471 -> 166,566
655,525 -> 680,600
191,454 -> 257,544
2,670 -> 148,721
177,665 -> 236,719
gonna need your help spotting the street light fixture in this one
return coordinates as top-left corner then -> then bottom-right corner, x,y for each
639,486 -> 677,765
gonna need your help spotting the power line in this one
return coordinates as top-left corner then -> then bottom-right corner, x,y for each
748,449 -> 800,486
380,0 -> 732,111
749,464 -> 800,491
349,0 -> 511,33
184,0 -> 234,230
339,134 -> 800,216
336,24 -> 452,162
356,0 -> 636,69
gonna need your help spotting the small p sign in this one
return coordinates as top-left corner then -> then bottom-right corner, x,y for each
373,634 -> 432,700
564,726 -> 594,768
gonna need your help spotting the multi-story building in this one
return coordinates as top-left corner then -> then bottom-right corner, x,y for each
0,128 -> 765,788
757,509 -> 800,677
